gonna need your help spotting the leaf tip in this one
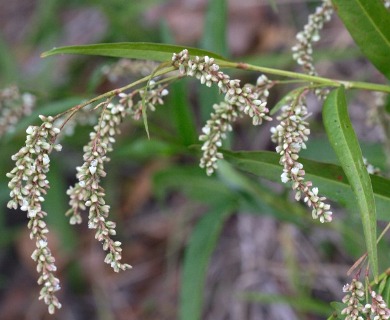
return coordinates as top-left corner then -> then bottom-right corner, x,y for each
41,49 -> 55,58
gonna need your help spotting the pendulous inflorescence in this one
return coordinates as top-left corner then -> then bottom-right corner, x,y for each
199,76 -> 273,175
292,0 -> 334,99
66,82 -> 169,271
341,279 -> 365,320
270,95 -> 332,223
5,41 -> 352,314
7,116 -> 62,314
66,101 -> 132,272
172,49 -> 332,222
362,290 -> 390,319
292,0 -> 333,78
5,64 -> 172,312
172,49 -> 273,175
341,279 -> 390,320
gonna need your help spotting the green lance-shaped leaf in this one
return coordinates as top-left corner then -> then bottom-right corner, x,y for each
179,201 -> 236,320
323,87 -> 378,279
221,150 -> 390,222
41,42 -> 228,64
332,0 -> 390,80
201,0 -> 228,57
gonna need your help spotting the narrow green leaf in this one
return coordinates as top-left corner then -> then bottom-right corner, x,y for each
329,301 -> 346,319
323,87 -> 378,279
332,0 -> 390,79
169,80 -> 198,145
383,276 -> 390,304
217,161 -> 307,225
199,0 -> 228,122
221,150 -> 390,222
41,42 -> 228,64
153,166 -> 235,205
201,0 -> 228,57
113,138 -> 185,160
378,276 -> 387,295
180,202 -> 236,320
0,34 -> 18,83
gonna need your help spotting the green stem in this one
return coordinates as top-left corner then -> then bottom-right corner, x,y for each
221,61 -> 390,93
370,268 -> 390,287
53,66 -> 176,121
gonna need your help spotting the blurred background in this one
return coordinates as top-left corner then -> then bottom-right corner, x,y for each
0,0 -> 389,319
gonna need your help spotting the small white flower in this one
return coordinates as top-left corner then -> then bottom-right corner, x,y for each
42,154 -> 50,166
91,159 -> 98,167
39,239 -> 48,248
89,166 -> 97,175
281,172 -> 289,183
26,126 -> 35,135
291,167 -> 299,175
28,210 -> 37,218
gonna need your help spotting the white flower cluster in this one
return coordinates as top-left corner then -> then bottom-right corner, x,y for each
292,0 -> 333,98
384,0 -> 390,9
172,50 -> 271,126
0,85 -> 35,137
292,0 -> 333,76
199,102 -> 239,175
6,115 -> 62,314
66,102 -> 132,272
172,50 -> 273,175
118,80 -> 169,121
341,280 -> 390,320
341,279 -> 365,320
199,75 -> 273,175
362,291 -> 390,319
270,98 -> 332,223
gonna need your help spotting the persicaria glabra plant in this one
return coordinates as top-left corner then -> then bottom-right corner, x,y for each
4,0 -> 390,316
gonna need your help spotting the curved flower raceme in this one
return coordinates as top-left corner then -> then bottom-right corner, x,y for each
341,279 -> 390,320
67,102 -> 132,272
66,78 -> 170,270
199,101 -> 240,175
341,279 -> 365,320
362,291 -> 390,319
292,0 -> 333,99
172,50 -> 271,125
292,0 -> 333,77
172,50 -> 273,175
270,97 -> 332,223
7,115 -> 62,314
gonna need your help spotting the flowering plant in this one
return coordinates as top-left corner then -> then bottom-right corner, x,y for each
2,0 -> 390,317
